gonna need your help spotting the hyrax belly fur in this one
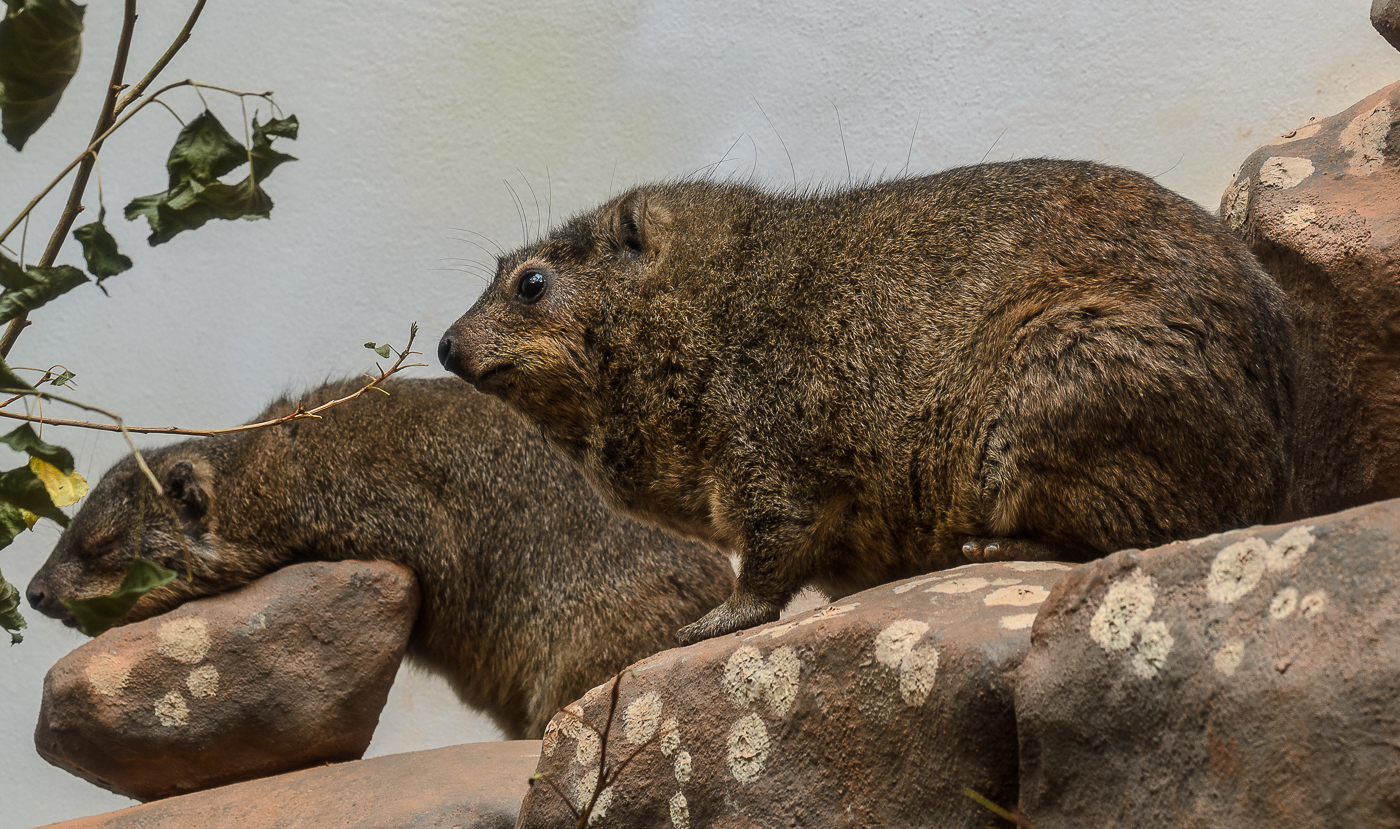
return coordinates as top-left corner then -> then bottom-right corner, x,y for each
439,158 -> 1296,645
26,377 -> 734,738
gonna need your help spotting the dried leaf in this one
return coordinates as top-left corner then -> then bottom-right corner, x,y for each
28,456 -> 85,506
72,210 -> 132,282
0,567 -> 26,644
63,558 -> 177,636
0,0 -> 84,150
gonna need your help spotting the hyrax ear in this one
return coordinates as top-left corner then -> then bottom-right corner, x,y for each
163,460 -> 210,524
613,190 -> 668,259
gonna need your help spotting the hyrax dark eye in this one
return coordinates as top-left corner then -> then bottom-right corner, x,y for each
516,270 -> 550,304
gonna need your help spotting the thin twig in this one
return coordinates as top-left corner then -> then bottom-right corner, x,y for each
528,775 -> 581,821
0,0 -> 139,357
0,325 -> 425,438
112,0 -> 207,119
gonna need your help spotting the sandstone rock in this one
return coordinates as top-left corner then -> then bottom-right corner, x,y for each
36,560 -> 418,801
37,740 -> 540,829
1220,79 -> 1400,521
1375,0 -> 1400,52
1018,498 -> 1400,827
516,562 -> 1072,829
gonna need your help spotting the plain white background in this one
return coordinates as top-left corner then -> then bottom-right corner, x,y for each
1,1 -> 1397,825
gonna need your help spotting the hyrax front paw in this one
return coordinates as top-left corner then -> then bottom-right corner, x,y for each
676,595 -> 781,646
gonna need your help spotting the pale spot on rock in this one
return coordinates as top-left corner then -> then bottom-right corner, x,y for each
1214,640 -> 1245,676
575,729 -> 600,767
725,713 -> 770,783
1301,591 -> 1327,620
86,650 -> 131,697
1130,622 -> 1174,679
1270,587 -> 1299,619
1090,571 -> 1156,651
797,603 -> 858,626
1340,103 -> 1391,176
624,692 -> 663,745
1223,175 -> 1251,230
984,584 -> 1049,607
1207,538 -> 1269,604
874,620 -> 929,669
1000,612 -> 1038,631
1259,156 -> 1315,189
572,767 -> 612,824
1267,526 -> 1315,571
670,792 -> 689,829
187,664 -> 219,699
928,577 -> 988,594
893,576 -> 939,594
154,691 -> 189,727
1007,561 -> 1071,572
674,750 -> 692,784
1282,205 -> 1317,233
659,717 -> 680,757
158,618 -> 211,665
721,645 -> 800,717
874,620 -> 939,705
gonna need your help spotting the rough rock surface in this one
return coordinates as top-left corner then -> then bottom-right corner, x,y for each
1220,79 -> 1400,521
37,740 -> 540,829
36,560 -> 418,801
1018,498 -> 1400,827
516,562 -> 1073,829
1375,0 -> 1400,52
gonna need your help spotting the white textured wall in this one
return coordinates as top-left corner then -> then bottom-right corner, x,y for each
1,1 -> 1396,825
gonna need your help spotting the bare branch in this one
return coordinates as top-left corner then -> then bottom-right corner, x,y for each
112,0 -> 208,118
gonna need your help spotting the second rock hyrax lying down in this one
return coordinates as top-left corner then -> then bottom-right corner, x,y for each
439,158 -> 1297,644
25,377 -> 734,738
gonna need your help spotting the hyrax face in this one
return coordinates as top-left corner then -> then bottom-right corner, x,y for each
27,450 -> 267,629
439,191 -> 670,459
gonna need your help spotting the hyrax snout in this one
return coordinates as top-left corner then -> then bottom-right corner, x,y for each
440,159 -> 1297,645
27,377 -> 734,738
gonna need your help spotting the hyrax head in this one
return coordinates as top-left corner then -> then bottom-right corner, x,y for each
438,188 -> 677,454
26,445 -> 273,630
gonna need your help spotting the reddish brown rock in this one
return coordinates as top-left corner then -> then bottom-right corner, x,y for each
36,740 -> 540,829
1018,498 -> 1400,827
1375,0 -> 1400,52
36,560 -> 418,801
516,562 -> 1072,829
1221,79 -> 1400,521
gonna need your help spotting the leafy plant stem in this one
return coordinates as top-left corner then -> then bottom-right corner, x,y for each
0,324 -> 425,438
111,0 -> 206,119
0,0 -> 138,358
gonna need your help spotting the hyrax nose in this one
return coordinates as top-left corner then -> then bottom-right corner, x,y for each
26,583 -> 46,611
438,334 -> 458,373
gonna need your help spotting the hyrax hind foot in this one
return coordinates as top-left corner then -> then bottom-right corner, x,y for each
960,537 -> 1091,564
676,593 -> 781,645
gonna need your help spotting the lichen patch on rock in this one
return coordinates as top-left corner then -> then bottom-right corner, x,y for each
984,584 -> 1050,607
1267,526 -> 1316,571
186,664 -> 220,698
86,650 -> 131,697
725,713 -> 770,784
624,692 -> 663,745
1259,156 -> 1315,188
1090,571 -> 1156,652
1214,640 -> 1245,676
1340,103 -> 1391,175
157,617 -> 211,665
1270,587 -> 1300,619
154,691 -> 189,727
1001,612 -> 1038,630
1207,538 -> 1269,604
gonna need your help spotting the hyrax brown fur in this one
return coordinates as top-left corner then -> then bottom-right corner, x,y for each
26,377 -> 734,738
439,158 -> 1297,645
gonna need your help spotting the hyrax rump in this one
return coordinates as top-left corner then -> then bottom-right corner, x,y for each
25,377 -> 734,738
439,158 -> 1296,645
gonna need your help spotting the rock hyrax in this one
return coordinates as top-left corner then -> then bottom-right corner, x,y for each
26,377 -> 734,738
438,159 -> 1296,644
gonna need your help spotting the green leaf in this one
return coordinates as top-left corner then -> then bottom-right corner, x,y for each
0,0 -> 85,151
126,177 -> 274,245
0,463 -> 68,527
63,557 -> 177,636
375,344 -> 391,358
50,368 -> 73,386
250,113 -> 297,181
72,210 -> 132,282
0,253 -> 87,324
0,501 -> 27,550
0,422 -> 73,472
165,109 -> 247,186
0,567 -> 26,644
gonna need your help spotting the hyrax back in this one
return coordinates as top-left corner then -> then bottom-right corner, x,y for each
439,158 -> 1296,644
26,377 -> 734,738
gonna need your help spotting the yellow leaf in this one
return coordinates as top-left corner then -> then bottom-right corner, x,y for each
29,457 -> 88,508
19,509 -> 37,530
